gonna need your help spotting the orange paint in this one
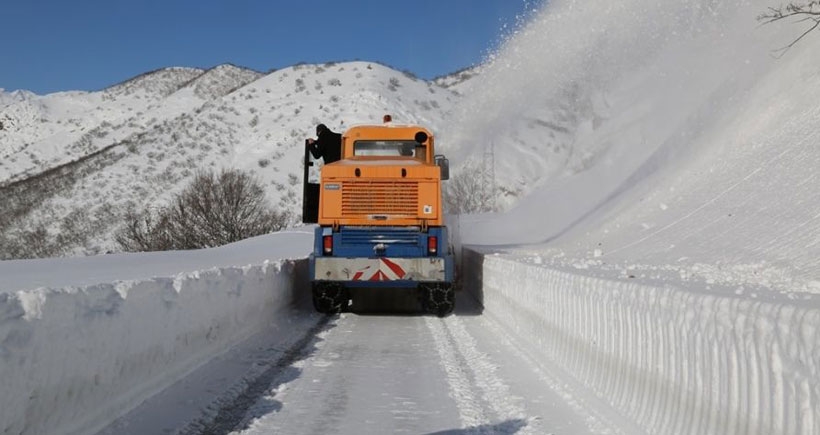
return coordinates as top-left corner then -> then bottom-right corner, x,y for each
318,124 -> 444,227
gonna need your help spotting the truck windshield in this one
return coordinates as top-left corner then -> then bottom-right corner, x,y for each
353,140 -> 426,159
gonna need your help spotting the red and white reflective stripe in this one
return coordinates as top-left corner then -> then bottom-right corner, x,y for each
381,258 -> 406,277
315,257 -> 446,282
351,258 -> 407,281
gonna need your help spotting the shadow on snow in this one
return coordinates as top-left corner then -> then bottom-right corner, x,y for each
425,418 -> 529,435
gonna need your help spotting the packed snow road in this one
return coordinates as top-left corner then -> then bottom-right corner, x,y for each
100,291 -> 606,435
215,295 -> 602,435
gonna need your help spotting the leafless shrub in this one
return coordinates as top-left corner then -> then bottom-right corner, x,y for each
759,2 -> 820,55
0,205 -> 109,259
443,160 -> 498,214
115,209 -> 174,252
0,224 -> 52,259
116,169 -> 288,252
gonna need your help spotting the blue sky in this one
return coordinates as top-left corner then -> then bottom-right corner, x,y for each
1,0 -> 538,94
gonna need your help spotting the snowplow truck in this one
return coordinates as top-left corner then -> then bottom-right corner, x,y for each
302,119 -> 454,316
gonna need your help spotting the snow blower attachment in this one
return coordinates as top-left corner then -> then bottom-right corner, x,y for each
302,117 -> 454,316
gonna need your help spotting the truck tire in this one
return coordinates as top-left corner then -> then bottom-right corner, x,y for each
420,283 -> 454,317
312,282 -> 348,314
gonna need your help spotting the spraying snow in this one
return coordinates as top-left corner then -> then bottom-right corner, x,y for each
451,0 -> 820,433
444,0 -> 785,208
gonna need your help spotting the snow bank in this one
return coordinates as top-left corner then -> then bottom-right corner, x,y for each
464,249 -> 819,435
0,259 -> 306,435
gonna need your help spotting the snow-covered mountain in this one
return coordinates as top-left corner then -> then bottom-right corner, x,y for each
0,61 -> 463,258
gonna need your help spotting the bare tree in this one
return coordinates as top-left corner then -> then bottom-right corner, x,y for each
116,169 -> 289,252
115,209 -> 174,252
759,2 -> 820,55
443,160 -> 499,214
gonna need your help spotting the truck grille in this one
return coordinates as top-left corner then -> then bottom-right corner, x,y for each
342,181 -> 418,216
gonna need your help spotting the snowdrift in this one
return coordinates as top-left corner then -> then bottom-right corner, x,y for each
464,250 -> 819,434
0,232 -> 312,435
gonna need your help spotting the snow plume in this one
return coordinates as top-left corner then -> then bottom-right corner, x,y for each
442,0 -> 741,207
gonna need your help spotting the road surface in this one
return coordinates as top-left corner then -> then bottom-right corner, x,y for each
100,291 -> 614,435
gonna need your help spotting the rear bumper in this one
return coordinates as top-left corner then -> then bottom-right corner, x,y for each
312,256 -> 453,282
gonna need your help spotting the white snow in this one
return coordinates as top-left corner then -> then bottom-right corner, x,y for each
450,0 -> 820,433
1,0 -> 820,433
463,251 -> 819,435
0,231 -> 311,435
1,61 -> 458,257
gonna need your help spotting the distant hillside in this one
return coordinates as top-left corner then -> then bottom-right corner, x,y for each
0,62 -> 461,258
0,56 -> 605,259
433,65 -> 483,93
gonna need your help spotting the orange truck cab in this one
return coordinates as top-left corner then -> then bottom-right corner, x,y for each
302,119 -> 454,316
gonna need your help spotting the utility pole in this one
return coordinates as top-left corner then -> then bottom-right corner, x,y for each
483,142 -> 496,211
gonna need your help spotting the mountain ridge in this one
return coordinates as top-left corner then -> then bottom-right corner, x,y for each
0,61 -> 467,258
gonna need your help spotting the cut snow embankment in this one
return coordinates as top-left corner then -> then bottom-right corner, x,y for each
449,1 -> 819,432
0,231 -> 314,435
463,249 -> 819,435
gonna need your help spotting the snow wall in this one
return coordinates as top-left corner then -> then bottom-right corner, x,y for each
463,249 -> 819,435
0,259 -> 308,435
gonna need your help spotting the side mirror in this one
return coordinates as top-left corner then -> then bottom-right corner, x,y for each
435,155 -> 449,181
